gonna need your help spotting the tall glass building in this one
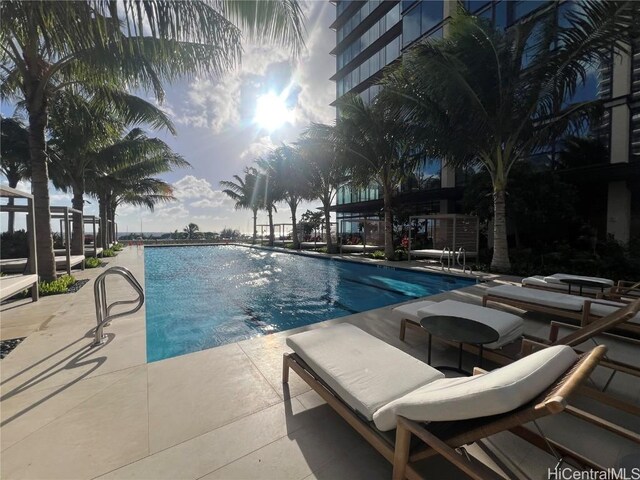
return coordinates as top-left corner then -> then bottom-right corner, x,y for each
330,0 -> 639,244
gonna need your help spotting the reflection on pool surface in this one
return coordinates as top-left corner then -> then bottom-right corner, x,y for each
144,245 -> 475,362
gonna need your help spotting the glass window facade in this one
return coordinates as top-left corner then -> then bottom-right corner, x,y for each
337,36 -> 400,98
400,160 -> 442,193
402,1 -> 443,47
337,4 -> 401,70
337,0 -> 385,43
337,184 -> 381,205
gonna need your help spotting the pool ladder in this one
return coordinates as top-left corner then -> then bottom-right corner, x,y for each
440,247 -> 472,274
92,266 -> 144,346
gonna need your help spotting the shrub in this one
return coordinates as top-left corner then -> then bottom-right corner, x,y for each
102,249 -> 116,257
392,249 -> 408,261
112,243 -> 123,251
370,250 -> 385,259
1,230 -> 29,259
85,257 -> 102,268
317,247 -> 328,253
39,275 -> 76,296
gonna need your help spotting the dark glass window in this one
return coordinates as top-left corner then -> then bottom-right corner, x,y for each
513,1 -> 548,21
465,1 -> 490,14
428,27 -> 443,40
403,5 -> 421,47
521,21 -> 545,69
402,0 -> 417,14
421,0 -> 443,35
478,6 -> 492,23
494,1 -> 508,30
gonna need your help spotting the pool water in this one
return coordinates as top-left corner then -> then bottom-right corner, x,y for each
144,245 -> 475,362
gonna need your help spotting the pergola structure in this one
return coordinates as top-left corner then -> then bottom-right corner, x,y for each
51,206 -> 85,274
257,223 -> 292,246
407,214 -> 479,263
0,185 -> 38,301
83,215 -> 103,257
338,215 -> 384,253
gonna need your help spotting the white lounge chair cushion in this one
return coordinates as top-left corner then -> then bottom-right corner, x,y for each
487,285 -> 585,311
522,276 -> 611,295
586,300 -> 639,323
544,274 -> 614,287
286,323 -> 443,421
373,345 -> 578,431
416,300 -> 523,349
391,300 -> 437,322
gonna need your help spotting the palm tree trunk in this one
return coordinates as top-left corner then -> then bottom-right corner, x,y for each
268,207 -> 275,247
98,197 -> 107,248
110,203 -> 117,244
383,184 -> 395,260
71,182 -> 84,256
26,83 -> 56,281
290,201 -> 299,249
323,201 -> 334,253
491,188 -> 511,272
252,208 -> 258,244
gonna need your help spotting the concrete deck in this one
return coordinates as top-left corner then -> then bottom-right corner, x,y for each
1,246 -> 638,479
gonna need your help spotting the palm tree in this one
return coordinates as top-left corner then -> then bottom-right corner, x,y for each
1,0 -> 305,280
0,117 -> 30,233
184,223 -> 200,239
331,94 -> 422,260
384,3 -> 639,271
87,128 -> 190,247
255,157 -> 281,247
48,88 -> 175,254
298,127 -> 346,254
269,144 -> 311,249
220,167 -> 262,244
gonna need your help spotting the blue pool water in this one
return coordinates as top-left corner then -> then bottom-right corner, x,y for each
145,245 -> 475,362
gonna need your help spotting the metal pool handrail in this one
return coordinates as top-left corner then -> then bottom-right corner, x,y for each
92,266 -> 144,347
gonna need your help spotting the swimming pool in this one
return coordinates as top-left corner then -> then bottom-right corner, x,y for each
144,245 -> 475,362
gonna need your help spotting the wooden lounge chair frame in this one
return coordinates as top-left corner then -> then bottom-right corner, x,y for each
482,290 -> 640,336
284,345 -> 607,480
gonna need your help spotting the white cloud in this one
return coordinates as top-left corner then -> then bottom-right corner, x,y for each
149,204 -> 190,219
173,175 -> 217,200
190,195 -> 229,208
240,135 -> 277,161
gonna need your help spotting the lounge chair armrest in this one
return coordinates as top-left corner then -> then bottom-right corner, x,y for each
521,338 -> 551,356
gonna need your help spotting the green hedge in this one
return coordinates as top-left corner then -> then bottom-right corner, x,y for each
85,257 -> 102,268
39,275 -> 76,296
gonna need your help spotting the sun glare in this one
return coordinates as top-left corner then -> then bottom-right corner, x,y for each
254,92 -> 294,132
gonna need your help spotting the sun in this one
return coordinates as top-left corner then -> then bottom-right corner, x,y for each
254,92 -> 294,132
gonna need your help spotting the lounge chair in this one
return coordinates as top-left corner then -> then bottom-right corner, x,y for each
522,273 -> 614,297
0,274 -> 38,302
483,285 -> 640,335
393,300 -> 524,350
283,323 -> 606,479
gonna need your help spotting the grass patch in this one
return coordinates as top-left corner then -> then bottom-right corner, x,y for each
101,248 -> 116,257
85,257 -> 102,268
39,275 -> 76,296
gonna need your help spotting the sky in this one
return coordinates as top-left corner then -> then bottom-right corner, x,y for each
1,1 -> 336,236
